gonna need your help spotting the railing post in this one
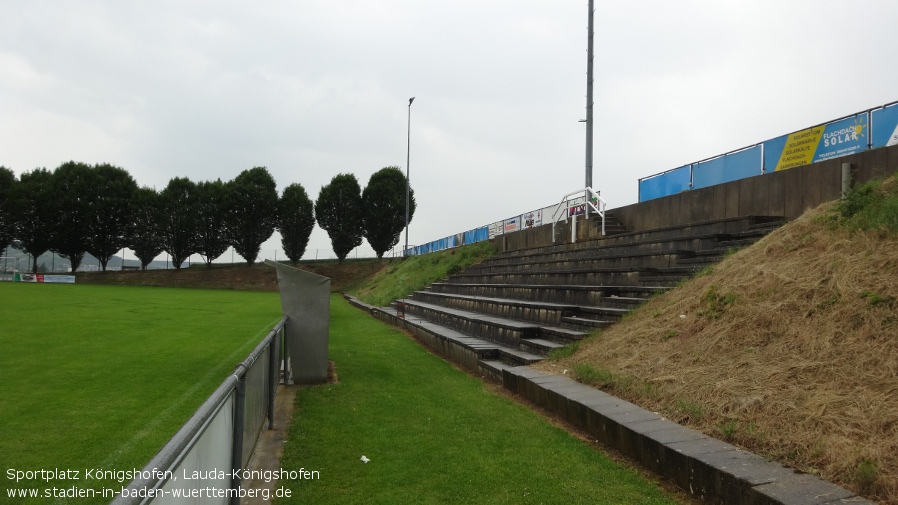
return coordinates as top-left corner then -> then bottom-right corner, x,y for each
267,326 -> 278,429
231,373 -> 246,505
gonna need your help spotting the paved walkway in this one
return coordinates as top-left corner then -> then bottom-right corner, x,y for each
240,385 -> 297,505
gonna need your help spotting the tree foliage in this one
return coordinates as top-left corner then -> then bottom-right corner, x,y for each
49,161 -> 93,272
85,163 -> 138,271
129,186 -> 165,270
278,183 -> 315,264
225,167 -> 278,266
195,179 -> 229,266
315,173 -> 363,262
160,177 -> 197,269
362,166 -> 415,259
11,169 -> 55,272
0,166 -> 16,252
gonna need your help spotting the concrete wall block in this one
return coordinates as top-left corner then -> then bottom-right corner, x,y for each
627,419 -> 707,475
750,472 -> 858,505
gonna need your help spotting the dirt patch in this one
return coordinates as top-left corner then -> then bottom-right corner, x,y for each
541,203 -> 898,504
75,260 -> 389,293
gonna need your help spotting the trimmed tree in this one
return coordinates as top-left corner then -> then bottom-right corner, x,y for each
11,168 -> 55,272
278,183 -> 315,264
129,186 -> 166,270
0,166 -> 16,253
315,173 -> 363,263
195,179 -> 229,266
85,163 -> 138,271
362,166 -> 415,259
160,177 -> 198,269
225,167 -> 278,266
49,161 -> 93,272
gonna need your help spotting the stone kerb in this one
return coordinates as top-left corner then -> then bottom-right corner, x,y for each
502,366 -> 874,505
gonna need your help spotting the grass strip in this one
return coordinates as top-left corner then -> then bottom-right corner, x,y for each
352,241 -> 496,306
277,295 -> 683,504
0,283 -> 281,504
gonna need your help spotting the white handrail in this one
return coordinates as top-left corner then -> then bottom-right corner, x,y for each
551,187 -> 606,242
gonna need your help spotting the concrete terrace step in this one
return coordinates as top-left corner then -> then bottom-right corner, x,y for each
579,305 -> 631,319
399,298 -> 589,348
379,308 -> 543,370
447,267 -> 652,287
480,244 -> 705,267
675,255 -> 723,266
429,282 -> 666,306
561,316 -> 613,330
467,250 -> 696,273
409,290 -> 580,325
519,338 -> 566,355
343,296 -> 549,375
494,232 -> 727,262
411,291 -> 638,328
498,216 -> 780,259
477,359 -> 517,382
538,325 -> 594,344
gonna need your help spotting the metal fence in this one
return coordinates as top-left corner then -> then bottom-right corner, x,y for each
113,316 -> 286,505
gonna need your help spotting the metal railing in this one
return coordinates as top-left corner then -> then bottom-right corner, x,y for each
113,316 -> 286,505
638,99 -> 898,202
551,187 -> 606,243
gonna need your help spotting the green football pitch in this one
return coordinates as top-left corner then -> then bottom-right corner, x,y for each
0,283 -> 281,504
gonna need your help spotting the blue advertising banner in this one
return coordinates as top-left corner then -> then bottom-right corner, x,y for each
763,134 -> 788,171
872,104 -> 898,148
764,115 -> 867,171
463,226 -> 489,244
638,165 -> 691,202
813,114 -> 867,162
693,145 -> 762,190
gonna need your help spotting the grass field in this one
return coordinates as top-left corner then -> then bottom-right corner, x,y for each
277,295 -> 686,505
0,283 -> 281,505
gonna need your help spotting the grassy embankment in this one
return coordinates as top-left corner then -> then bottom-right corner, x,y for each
0,284 -> 281,505
544,174 -> 898,504
352,240 -> 497,306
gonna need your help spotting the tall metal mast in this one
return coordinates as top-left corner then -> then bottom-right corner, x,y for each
585,0 -> 595,189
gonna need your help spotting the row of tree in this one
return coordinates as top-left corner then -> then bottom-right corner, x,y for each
0,163 -> 415,273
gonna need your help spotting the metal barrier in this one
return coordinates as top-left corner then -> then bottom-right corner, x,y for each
638,100 -> 898,202
551,187 -> 606,243
112,316 -> 286,505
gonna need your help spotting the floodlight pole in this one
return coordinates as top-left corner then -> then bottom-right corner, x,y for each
585,0 -> 595,190
404,96 -> 415,257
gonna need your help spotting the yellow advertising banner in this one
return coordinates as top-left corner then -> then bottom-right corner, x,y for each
775,126 -> 825,171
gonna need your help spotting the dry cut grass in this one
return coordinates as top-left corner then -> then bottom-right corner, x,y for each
543,201 -> 898,504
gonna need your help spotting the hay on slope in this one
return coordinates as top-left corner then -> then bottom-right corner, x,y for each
546,203 -> 898,503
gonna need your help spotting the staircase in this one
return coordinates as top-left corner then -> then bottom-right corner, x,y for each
348,214 -> 785,381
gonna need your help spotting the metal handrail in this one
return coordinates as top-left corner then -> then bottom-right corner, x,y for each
113,316 -> 288,505
551,187 -> 606,242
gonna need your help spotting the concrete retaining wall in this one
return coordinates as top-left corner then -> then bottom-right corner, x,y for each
498,144 -> 898,252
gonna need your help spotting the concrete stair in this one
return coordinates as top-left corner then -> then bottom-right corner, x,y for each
365,214 -> 784,372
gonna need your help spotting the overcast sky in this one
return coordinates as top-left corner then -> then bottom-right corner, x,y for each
2,1 -> 897,262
